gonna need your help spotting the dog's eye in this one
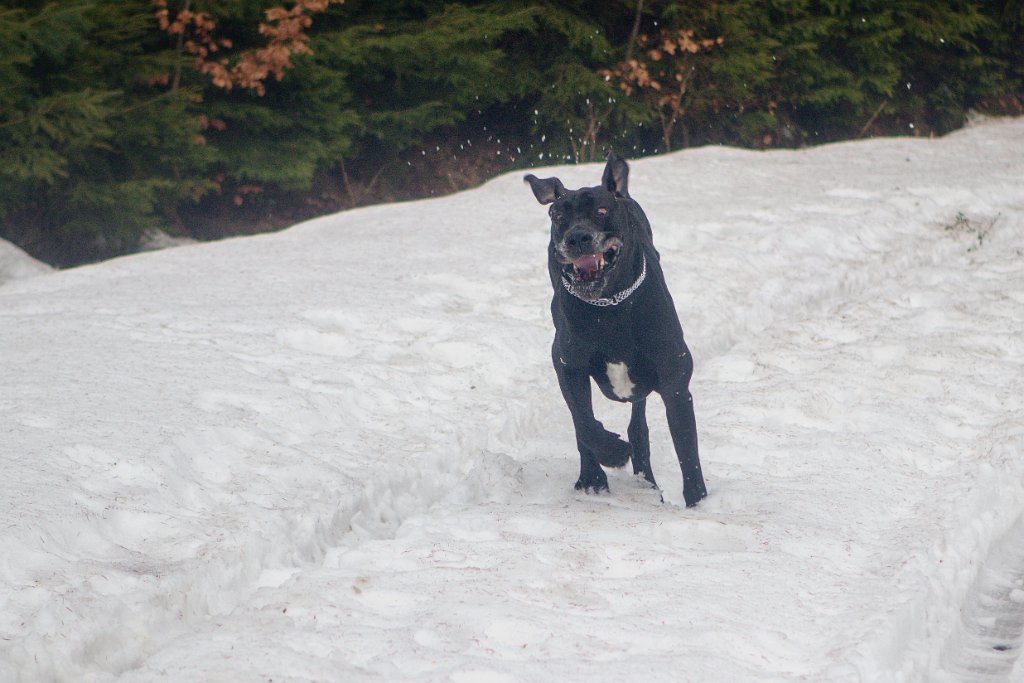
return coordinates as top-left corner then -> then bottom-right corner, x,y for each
596,207 -> 608,216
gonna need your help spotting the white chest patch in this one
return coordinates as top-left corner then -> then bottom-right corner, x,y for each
606,362 -> 635,400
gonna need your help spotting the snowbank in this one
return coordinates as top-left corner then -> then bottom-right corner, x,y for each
0,238 -> 51,285
1,119 -> 1023,682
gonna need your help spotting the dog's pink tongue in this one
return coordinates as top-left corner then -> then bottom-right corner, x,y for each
573,254 -> 601,280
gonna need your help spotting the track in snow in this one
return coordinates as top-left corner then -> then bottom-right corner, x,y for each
941,514 -> 1024,680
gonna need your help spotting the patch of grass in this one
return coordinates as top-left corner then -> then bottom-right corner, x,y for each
945,211 -> 1000,252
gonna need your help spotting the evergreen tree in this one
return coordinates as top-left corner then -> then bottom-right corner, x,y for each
1,0 -> 210,265
1,0 -> 1019,266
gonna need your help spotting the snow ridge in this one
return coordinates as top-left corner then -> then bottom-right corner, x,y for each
942,511 -> 1024,680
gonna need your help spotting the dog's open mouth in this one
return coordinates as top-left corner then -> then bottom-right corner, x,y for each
566,240 -> 621,283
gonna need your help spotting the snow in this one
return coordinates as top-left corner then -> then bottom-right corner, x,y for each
138,228 -> 197,253
0,239 -> 51,286
2,117 -> 1024,682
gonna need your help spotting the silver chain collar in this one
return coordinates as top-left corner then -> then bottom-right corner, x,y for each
560,255 -> 647,307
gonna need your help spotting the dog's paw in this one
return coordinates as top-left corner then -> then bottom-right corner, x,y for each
683,484 -> 708,508
574,469 -> 609,493
593,433 -> 631,468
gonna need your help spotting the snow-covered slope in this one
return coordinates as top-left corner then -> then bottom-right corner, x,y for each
1,118 -> 1023,682
0,238 -> 51,286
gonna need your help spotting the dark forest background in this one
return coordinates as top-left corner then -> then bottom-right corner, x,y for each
2,0 -> 1022,267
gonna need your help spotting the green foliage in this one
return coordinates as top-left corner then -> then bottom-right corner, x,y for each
0,0 -> 1020,266
643,0 -> 1018,146
517,3 -> 650,162
0,0 -> 211,264
201,61 -> 357,190
0,2 -> 111,191
323,2 -> 561,157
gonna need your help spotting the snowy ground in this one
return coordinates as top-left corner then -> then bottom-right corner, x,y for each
0,240 -> 51,286
1,118 -> 1023,682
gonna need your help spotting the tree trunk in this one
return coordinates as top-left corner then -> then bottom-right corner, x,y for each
624,0 -> 645,62
170,0 -> 191,92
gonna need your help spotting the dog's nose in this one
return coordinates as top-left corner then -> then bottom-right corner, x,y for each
565,229 -> 594,251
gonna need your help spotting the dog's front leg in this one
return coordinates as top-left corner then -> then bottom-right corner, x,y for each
554,361 -> 631,483
628,399 -> 657,489
574,437 -> 608,492
555,364 -> 607,491
662,387 -> 708,507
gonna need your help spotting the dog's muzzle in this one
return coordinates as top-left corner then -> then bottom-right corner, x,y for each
558,234 -> 623,284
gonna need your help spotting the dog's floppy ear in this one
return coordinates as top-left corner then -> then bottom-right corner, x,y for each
524,174 -> 566,205
602,153 -> 630,199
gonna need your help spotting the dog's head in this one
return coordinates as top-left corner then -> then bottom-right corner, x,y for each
525,154 -> 639,302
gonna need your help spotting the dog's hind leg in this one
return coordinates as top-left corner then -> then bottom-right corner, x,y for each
574,438 -> 609,493
628,399 -> 658,489
663,388 -> 708,507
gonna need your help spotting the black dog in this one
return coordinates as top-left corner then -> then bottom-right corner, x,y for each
525,154 -> 707,507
